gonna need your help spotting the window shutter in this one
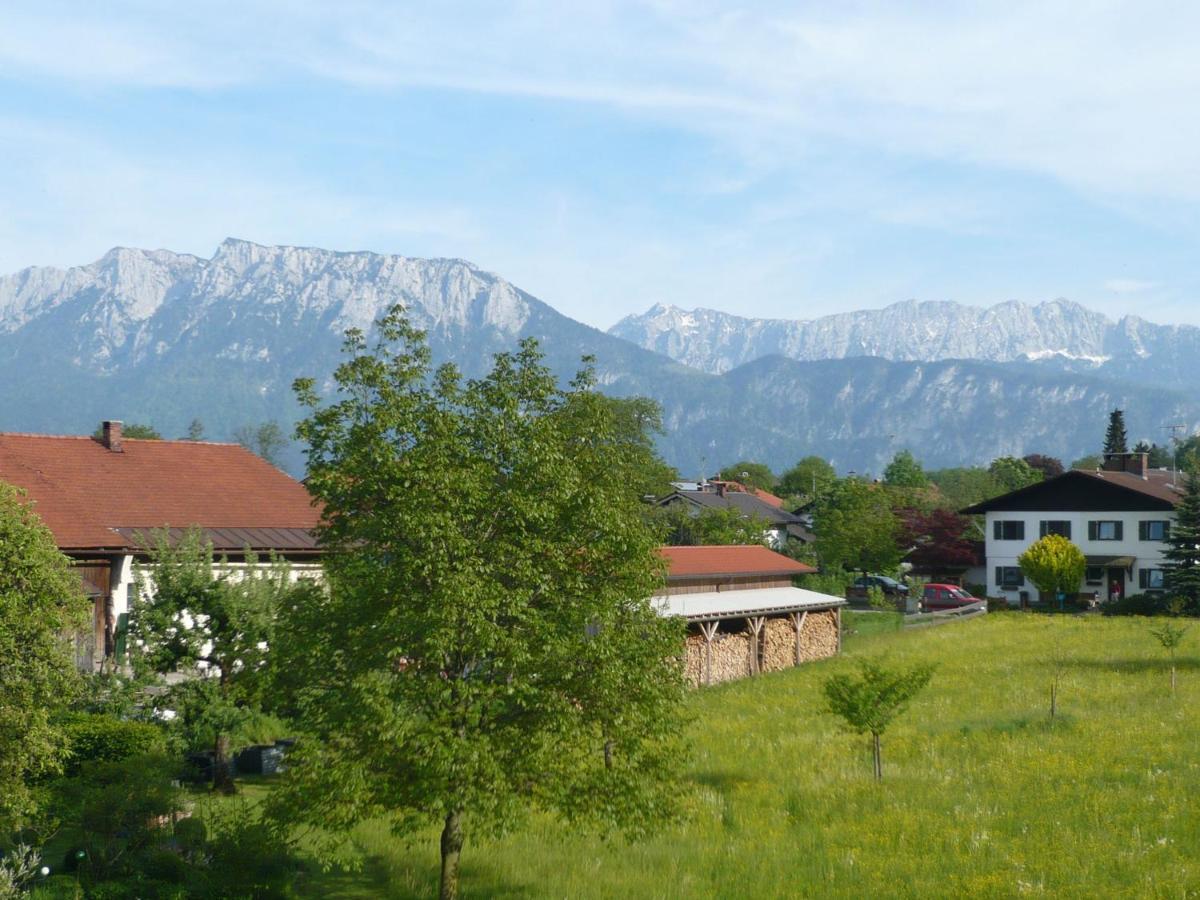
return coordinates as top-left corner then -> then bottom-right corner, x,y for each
1039,521 -> 1048,538
994,521 -> 1001,540
1088,521 -> 1098,541
1062,522 -> 1071,539
1139,570 -> 1149,589
1163,522 -> 1171,540
995,566 -> 1002,586
1115,522 -> 1124,541
1139,521 -> 1147,540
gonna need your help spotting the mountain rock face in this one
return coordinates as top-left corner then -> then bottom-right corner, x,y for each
1,239 -> 1196,476
610,300 -> 1200,388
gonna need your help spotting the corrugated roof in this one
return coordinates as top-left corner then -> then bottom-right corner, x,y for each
654,585 -> 844,620
0,433 -> 320,551
660,545 -> 816,578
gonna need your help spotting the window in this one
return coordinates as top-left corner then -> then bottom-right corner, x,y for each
1088,520 -> 1123,541
1139,569 -> 1166,591
1085,566 -> 1104,585
993,520 -> 1025,541
1039,520 -> 1072,539
1139,520 -> 1171,541
996,566 -> 1025,589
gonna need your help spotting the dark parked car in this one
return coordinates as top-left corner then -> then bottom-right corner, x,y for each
922,583 -> 984,611
852,574 -> 910,597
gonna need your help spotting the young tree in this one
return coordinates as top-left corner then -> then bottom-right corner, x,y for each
778,456 -> 837,500
0,483 -> 88,831
130,530 -> 315,792
1149,615 -> 1188,695
717,461 -> 777,492
813,478 -> 901,575
823,658 -> 934,781
233,421 -> 288,467
989,456 -> 1042,493
272,310 -> 688,900
1104,408 -> 1128,455
883,450 -> 928,488
1162,465 -> 1200,612
655,504 -> 768,546
183,419 -> 205,441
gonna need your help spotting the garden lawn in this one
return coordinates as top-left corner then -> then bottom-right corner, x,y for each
294,613 -> 1200,898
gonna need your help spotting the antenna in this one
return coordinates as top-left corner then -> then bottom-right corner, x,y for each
1164,424 -> 1187,487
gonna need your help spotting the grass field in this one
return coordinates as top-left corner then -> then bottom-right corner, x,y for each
287,612 -> 1200,898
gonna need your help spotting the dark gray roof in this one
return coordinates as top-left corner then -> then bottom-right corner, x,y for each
655,490 -> 803,525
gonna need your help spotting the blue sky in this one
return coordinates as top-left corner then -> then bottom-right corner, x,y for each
4,1 -> 1200,327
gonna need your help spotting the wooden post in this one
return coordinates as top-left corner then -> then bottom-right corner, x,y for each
747,616 -> 765,675
836,606 -> 843,654
699,621 -> 719,686
792,610 -> 808,666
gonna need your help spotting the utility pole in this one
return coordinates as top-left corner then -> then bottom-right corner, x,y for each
1164,424 -> 1187,487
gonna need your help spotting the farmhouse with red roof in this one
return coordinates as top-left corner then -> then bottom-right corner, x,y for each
0,421 -> 322,670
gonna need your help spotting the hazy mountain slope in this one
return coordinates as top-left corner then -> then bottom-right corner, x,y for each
610,300 -> 1200,389
1,239 -> 1196,476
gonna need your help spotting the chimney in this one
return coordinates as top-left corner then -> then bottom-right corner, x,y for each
101,420 -> 123,452
1126,451 -> 1149,479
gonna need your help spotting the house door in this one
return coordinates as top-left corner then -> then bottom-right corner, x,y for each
74,562 -> 113,670
1107,567 -> 1125,602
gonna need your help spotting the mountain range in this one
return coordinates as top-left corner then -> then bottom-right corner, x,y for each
1,239 -> 1197,477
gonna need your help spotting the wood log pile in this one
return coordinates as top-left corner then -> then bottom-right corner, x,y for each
682,609 -> 841,687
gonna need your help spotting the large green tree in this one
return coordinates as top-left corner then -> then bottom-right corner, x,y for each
1104,408 -> 1128,456
813,478 -> 901,574
655,503 -> 768,546
600,396 -> 678,497
778,456 -> 837,500
131,530 -> 316,792
882,450 -> 928,488
989,456 -> 1042,494
1163,465 -> 1200,611
271,311 -> 687,900
0,482 -> 88,830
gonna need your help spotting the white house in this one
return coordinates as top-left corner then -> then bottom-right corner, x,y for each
962,452 -> 1183,606
0,421 -> 322,670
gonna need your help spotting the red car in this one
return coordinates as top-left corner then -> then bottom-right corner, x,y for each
922,583 -> 983,611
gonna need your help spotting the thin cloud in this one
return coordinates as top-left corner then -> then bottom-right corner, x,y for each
1104,278 -> 1160,295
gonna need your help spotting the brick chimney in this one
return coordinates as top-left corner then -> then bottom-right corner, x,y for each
100,420 -> 123,452
1101,451 -> 1149,479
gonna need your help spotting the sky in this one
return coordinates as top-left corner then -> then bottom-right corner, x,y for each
3,1 -> 1200,328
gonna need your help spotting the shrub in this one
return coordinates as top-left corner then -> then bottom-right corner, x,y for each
60,714 -> 165,774
1101,593 -> 1172,617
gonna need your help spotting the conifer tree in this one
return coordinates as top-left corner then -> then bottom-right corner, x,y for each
1104,409 -> 1128,456
1162,464 -> 1200,612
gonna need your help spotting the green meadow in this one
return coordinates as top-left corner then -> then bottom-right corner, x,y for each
283,612 -> 1200,898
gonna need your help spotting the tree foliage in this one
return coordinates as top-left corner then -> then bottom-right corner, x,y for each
1022,454 -> 1064,480
926,467 -> 1005,511
1018,534 -> 1086,599
233,421 -> 288,467
988,456 -> 1042,494
271,310 -> 688,900
1071,453 -> 1103,471
823,658 -> 934,781
717,461 -> 777,492
599,396 -> 678,497
1163,464 -> 1200,612
883,450 -> 928,488
654,503 -> 768,546
0,482 -> 88,831
91,422 -> 162,440
897,509 -> 978,577
778,456 -> 837,500
1104,408 -> 1128,456
813,478 -> 901,574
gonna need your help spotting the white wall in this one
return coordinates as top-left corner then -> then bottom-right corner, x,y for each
984,510 -> 1173,604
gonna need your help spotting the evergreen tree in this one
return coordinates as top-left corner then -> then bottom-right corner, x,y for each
1104,409 -> 1128,456
1162,465 -> 1200,612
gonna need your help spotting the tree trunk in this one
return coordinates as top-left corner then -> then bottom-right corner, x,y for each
872,732 -> 882,782
604,739 -> 614,770
213,732 -> 236,794
1050,679 -> 1057,720
1171,664 -> 1177,695
440,810 -> 464,900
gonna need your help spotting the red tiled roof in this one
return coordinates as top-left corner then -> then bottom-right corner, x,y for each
0,433 -> 320,552
659,544 -> 816,579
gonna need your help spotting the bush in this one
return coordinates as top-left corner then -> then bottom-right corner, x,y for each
1101,593 -> 1172,617
60,714 -> 165,774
